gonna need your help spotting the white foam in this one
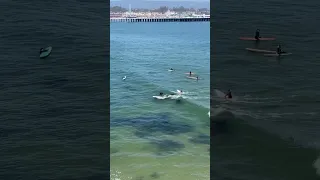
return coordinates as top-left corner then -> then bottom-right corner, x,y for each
314,155 -> 320,176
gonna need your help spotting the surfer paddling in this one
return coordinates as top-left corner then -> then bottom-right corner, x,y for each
277,45 -> 283,54
255,29 -> 261,40
225,89 -> 232,99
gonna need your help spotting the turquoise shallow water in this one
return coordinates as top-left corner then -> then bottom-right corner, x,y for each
110,22 -> 210,180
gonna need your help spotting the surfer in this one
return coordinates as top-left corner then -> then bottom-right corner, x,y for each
277,45 -> 282,54
189,71 -> 192,76
225,89 -> 232,99
254,29 -> 260,40
159,92 -> 164,96
196,76 -> 199,80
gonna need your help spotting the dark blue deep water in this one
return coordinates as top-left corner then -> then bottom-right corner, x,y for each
0,0 -> 109,179
212,0 -> 320,179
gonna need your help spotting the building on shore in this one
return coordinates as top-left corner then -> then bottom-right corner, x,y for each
110,12 -> 210,19
110,5 -> 210,19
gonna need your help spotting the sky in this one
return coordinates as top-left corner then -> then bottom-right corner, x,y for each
111,0 -> 209,1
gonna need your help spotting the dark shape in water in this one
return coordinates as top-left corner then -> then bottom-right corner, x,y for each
111,148 -> 119,154
135,176 -> 144,180
175,99 -> 183,104
211,110 -> 235,136
212,120 -> 228,136
151,139 -> 185,154
150,172 -> 160,178
110,134 -> 118,140
189,133 -> 210,145
111,114 -> 170,127
112,113 -> 194,138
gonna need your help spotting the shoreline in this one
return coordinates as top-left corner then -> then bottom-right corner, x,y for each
110,16 -> 210,22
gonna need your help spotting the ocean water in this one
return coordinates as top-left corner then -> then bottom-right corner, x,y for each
212,0 -> 320,179
110,22 -> 210,180
0,0 -> 109,179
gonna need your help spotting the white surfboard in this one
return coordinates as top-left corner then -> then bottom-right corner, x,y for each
186,76 -> 200,80
153,95 -> 169,100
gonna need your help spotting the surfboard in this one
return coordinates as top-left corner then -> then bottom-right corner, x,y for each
245,48 -> 276,53
239,37 -> 276,41
264,53 -> 292,56
39,46 -> 52,59
186,76 -> 200,80
153,95 -> 169,100
168,69 -> 174,72
185,73 -> 196,75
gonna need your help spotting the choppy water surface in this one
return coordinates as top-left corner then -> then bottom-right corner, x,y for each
212,0 -> 320,179
1,0 -> 108,179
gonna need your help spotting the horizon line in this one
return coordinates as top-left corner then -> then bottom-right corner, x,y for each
111,0 -> 209,2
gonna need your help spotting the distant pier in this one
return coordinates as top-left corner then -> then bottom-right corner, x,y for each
110,17 -> 210,23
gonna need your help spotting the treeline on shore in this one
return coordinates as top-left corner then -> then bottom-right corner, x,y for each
110,6 -> 210,14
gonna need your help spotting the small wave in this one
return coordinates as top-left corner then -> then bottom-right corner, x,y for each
211,106 -> 260,122
212,107 -> 228,116
238,95 -> 283,104
213,89 -> 284,105
313,155 -> 320,177
110,169 -> 128,180
182,95 -> 209,100
168,90 -> 210,109
212,107 -> 236,121
167,94 -> 183,100
213,89 -> 225,98
170,90 -> 198,96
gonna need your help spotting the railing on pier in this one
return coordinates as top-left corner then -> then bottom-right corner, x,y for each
110,17 -> 210,23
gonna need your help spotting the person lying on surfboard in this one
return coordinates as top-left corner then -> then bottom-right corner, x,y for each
225,89 -> 232,99
255,29 -> 261,40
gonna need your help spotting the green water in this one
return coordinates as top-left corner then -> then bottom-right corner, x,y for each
110,22 -> 210,180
